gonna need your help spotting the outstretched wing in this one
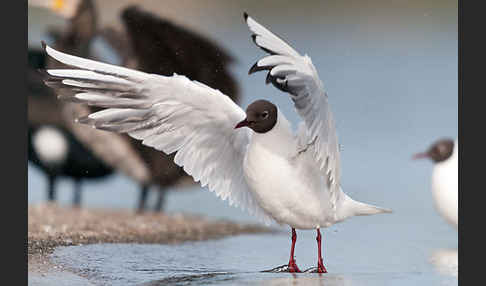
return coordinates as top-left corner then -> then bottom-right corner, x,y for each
244,13 -> 341,198
42,43 -> 274,224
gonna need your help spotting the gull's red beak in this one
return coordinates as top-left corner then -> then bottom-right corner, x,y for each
412,152 -> 429,160
235,119 -> 249,129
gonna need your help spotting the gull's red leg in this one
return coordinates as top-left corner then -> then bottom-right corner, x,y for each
288,228 -> 301,273
316,228 -> 328,273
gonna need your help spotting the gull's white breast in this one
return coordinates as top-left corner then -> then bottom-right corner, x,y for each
242,112 -> 335,229
431,143 -> 458,228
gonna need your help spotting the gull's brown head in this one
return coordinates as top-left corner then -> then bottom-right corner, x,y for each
235,99 -> 277,133
413,138 -> 455,163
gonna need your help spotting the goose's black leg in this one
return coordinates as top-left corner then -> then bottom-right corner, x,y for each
47,175 -> 56,201
154,189 -> 166,212
137,185 -> 149,213
73,179 -> 82,207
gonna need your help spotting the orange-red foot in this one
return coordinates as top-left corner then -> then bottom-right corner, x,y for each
288,260 -> 301,273
317,258 -> 327,273
261,263 -> 302,273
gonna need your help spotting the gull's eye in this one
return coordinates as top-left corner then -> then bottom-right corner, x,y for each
261,111 -> 269,119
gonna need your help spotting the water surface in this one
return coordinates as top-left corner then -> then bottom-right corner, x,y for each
51,230 -> 457,286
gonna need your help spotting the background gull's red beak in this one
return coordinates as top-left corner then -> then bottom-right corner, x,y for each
235,119 -> 249,129
412,152 -> 429,160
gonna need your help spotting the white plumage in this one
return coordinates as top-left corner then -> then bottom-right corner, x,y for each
32,126 -> 68,166
41,13 -> 391,230
431,139 -> 458,228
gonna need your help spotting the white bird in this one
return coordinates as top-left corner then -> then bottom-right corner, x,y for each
41,13 -> 392,273
414,138 -> 458,229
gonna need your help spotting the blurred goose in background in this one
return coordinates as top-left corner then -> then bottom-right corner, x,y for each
99,6 -> 240,211
28,49 -> 114,205
414,138 -> 458,229
29,0 -> 240,211
40,13 -> 391,273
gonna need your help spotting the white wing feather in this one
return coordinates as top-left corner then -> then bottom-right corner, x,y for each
245,13 -> 341,206
42,43 -> 274,224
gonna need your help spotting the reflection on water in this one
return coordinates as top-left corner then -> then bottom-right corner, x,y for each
51,232 -> 458,286
258,275 -> 352,286
139,273 -> 352,286
139,272 -> 234,286
429,249 -> 458,278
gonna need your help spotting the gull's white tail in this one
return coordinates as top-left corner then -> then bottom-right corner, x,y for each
335,192 -> 392,222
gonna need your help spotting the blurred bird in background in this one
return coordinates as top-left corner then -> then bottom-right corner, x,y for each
28,0 -> 240,211
414,138 -> 458,229
28,49 -> 114,206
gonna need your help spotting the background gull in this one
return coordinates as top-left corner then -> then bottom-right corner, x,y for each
413,138 -> 458,229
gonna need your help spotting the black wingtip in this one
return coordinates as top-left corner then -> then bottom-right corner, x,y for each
41,41 -> 47,51
248,62 -> 259,75
248,61 -> 271,75
243,12 -> 249,21
250,34 -> 277,56
251,34 -> 257,42
265,72 -> 272,85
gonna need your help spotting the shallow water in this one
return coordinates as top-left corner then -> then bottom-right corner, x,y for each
34,179 -> 457,285
51,230 -> 457,285
29,1 -> 457,285
48,188 -> 457,285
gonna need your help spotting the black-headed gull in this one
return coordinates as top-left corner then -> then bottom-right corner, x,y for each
414,138 -> 458,229
41,13 -> 392,273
